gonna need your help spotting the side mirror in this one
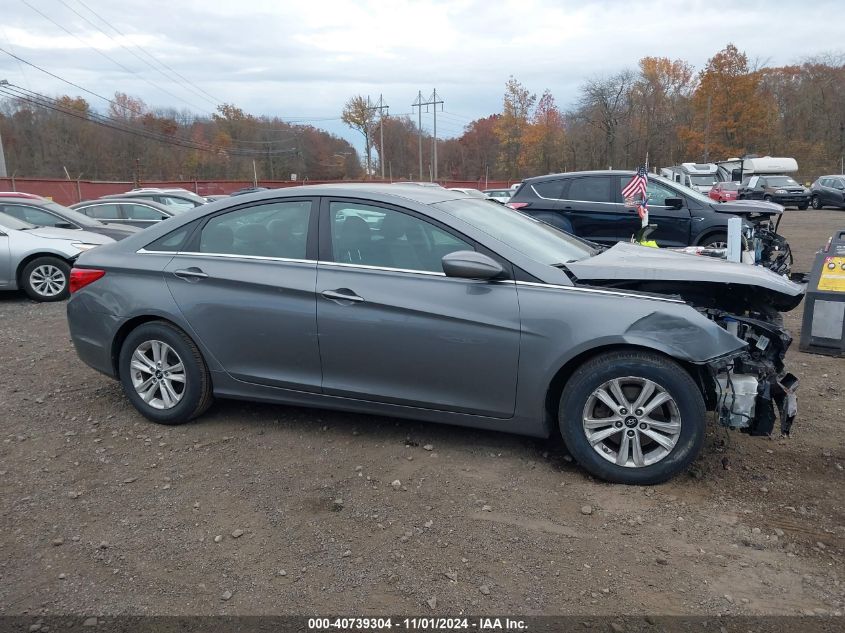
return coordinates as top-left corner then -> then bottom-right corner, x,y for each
442,251 -> 504,280
664,197 -> 684,209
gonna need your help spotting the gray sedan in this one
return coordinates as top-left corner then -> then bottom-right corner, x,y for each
71,199 -> 177,229
0,196 -> 139,241
66,185 -> 803,484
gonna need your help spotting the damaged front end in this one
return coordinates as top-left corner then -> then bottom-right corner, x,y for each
702,311 -> 799,436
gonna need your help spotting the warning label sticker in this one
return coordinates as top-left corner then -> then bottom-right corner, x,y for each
818,257 -> 845,292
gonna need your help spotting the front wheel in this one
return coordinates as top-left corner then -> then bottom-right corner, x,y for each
797,203 -> 809,210
21,256 -> 70,302
811,196 -> 822,210
118,321 -> 213,425
558,351 -> 706,484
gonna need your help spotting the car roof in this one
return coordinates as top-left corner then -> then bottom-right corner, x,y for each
104,191 -> 202,200
0,191 -> 44,199
221,183 -> 467,205
75,198 -> 174,213
521,170 -> 648,184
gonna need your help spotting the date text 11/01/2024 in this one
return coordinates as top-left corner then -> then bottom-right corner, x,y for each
307,617 -> 528,630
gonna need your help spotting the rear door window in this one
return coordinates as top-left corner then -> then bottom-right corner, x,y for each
531,180 -> 565,199
122,204 -> 168,221
199,200 -> 313,259
565,176 -> 612,202
82,204 -> 122,220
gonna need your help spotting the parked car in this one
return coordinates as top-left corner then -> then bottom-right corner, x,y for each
230,186 -> 269,196
448,187 -> 487,198
0,196 -> 139,241
708,181 -> 740,203
0,212 -> 113,301
103,188 -> 207,211
72,199 -> 177,229
483,188 -> 513,203
506,171 -> 792,272
67,185 -> 802,485
738,175 -> 810,209
809,175 -> 845,210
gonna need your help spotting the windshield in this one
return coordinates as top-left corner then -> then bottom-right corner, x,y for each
0,211 -> 35,230
719,182 -> 739,191
435,198 -> 597,264
766,176 -> 800,187
650,174 -> 714,205
690,175 -> 717,185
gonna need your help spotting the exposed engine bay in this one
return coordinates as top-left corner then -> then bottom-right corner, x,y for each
703,311 -> 798,436
563,242 -> 805,438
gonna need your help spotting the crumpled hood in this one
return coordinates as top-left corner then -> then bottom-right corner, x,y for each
713,200 -> 785,215
566,242 -> 804,301
27,226 -> 113,244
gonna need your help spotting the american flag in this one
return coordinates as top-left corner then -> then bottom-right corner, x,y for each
637,197 -> 649,224
622,165 -> 648,200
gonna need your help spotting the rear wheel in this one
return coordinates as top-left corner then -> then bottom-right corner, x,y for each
21,256 -> 70,302
118,321 -> 213,425
811,195 -> 822,210
558,351 -> 706,485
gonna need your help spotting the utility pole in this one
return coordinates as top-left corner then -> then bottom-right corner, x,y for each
366,95 -> 389,179
412,90 -> 444,181
412,91 -> 424,180
0,80 -> 7,177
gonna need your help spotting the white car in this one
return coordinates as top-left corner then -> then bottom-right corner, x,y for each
0,212 -> 113,301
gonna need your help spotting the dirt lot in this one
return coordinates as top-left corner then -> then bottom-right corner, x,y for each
0,210 -> 843,618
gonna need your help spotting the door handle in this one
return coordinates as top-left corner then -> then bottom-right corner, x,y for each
321,289 -> 364,304
174,268 -> 208,281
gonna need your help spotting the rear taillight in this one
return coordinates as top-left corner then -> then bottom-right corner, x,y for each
506,202 -> 528,210
70,268 -> 105,293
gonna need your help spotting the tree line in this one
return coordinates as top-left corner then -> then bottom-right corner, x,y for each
360,44 -> 844,182
0,93 -> 363,182
1,43 -> 842,184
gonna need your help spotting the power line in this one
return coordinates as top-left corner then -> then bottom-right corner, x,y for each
0,82 -> 297,157
19,0 -> 213,115
73,0 -> 222,106
0,50 -> 297,148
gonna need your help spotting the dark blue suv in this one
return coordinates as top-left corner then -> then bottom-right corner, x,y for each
507,170 -> 784,249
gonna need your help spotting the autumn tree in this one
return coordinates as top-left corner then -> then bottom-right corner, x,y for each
342,95 -> 376,177
628,57 -> 695,167
520,91 -> 566,174
495,77 -> 535,178
683,44 -> 776,161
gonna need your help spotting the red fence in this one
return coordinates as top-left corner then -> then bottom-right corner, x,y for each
0,177 -> 517,206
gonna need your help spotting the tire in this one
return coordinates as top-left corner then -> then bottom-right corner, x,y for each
763,195 -> 773,203
811,196 -> 822,210
797,203 -> 808,210
118,321 -> 213,425
20,256 -> 70,302
558,350 -> 706,485
699,232 -> 727,249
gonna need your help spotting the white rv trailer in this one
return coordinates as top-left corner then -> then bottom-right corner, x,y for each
716,156 -> 799,183
659,162 -> 719,193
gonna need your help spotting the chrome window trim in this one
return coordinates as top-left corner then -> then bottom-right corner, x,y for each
177,251 -> 314,264
515,280 -> 683,303
319,261 -> 446,277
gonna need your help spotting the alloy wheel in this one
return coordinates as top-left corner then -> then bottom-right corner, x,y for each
582,376 -> 682,468
29,264 -> 66,298
129,340 -> 186,410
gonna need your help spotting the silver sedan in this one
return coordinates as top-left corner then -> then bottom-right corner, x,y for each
0,212 -> 112,301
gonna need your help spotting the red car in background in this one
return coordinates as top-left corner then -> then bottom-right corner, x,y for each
709,181 -> 740,202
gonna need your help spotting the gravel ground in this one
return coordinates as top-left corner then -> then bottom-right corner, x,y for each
0,209 -> 843,617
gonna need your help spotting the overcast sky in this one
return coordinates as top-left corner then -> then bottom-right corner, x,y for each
1,0 -> 842,150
